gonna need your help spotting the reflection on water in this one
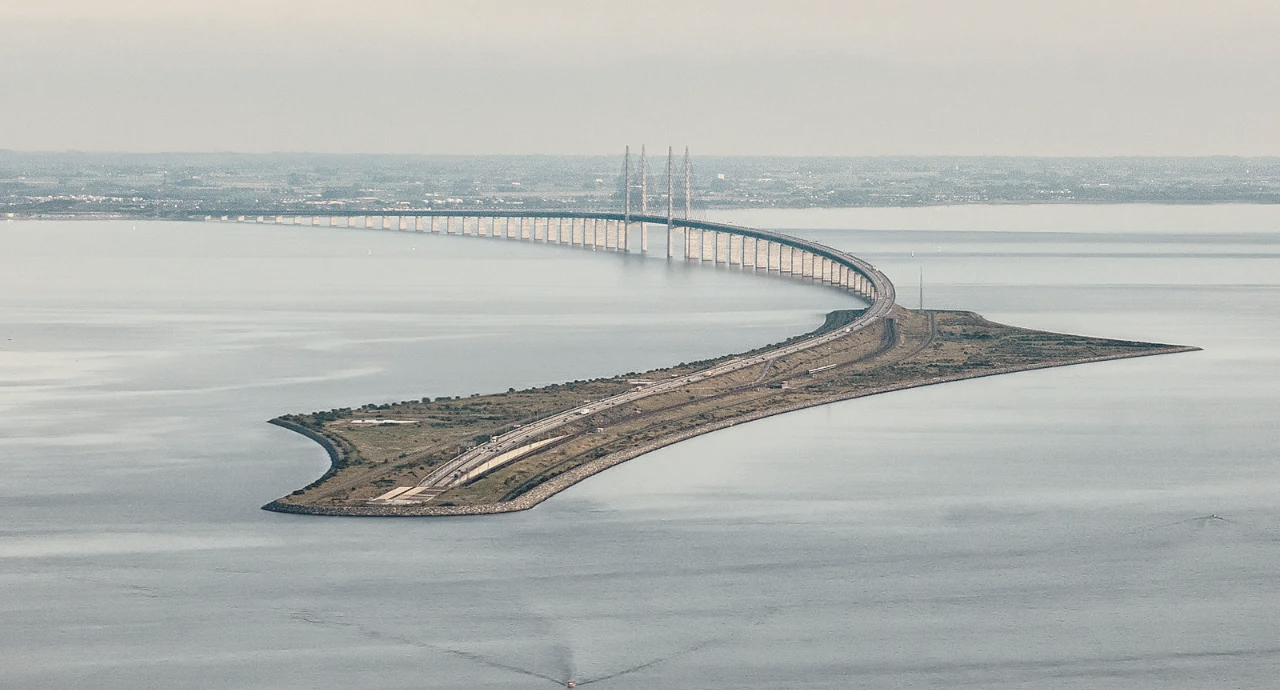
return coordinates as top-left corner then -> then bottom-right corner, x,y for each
2,209 -> 1279,689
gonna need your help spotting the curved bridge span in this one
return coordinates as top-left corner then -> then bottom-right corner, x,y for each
205,209 -> 897,502
200,210 -> 896,319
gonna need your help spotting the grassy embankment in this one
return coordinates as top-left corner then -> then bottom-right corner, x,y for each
265,307 -> 1196,515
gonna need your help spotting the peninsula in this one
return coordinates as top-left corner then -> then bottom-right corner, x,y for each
263,306 -> 1196,517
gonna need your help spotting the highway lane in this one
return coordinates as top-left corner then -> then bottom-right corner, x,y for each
414,244 -> 895,494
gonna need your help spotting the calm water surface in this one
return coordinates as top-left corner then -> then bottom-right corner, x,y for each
2,206 -> 1278,689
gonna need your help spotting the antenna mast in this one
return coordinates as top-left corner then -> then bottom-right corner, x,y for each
919,267 -> 924,311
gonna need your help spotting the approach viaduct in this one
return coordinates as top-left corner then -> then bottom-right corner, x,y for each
201,209 -> 897,500
201,210 -> 893,307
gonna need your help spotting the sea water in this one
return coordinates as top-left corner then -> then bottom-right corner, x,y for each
1,206 -> 1277,689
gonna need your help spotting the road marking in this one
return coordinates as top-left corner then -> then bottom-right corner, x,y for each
371,486 -> 414,501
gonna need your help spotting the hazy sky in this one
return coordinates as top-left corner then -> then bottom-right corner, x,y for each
3,0 -> 1278,155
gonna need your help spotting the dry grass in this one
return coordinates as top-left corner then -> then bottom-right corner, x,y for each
271,307 -> 1191,508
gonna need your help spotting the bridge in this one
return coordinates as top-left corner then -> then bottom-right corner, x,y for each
197,149 -> 897,502
199,209 -> 894,309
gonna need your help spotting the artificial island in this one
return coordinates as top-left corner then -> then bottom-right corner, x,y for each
211,149 -> 1198,517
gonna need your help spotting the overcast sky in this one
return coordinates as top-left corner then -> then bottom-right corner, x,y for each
3,0 -> 1278,155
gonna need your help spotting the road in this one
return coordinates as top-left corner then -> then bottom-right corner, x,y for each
413,289 -> 894,497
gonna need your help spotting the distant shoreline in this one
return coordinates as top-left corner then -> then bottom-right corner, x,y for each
7,199 -> 1280,224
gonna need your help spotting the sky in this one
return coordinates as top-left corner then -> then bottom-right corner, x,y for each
2,0 -> 1278,156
